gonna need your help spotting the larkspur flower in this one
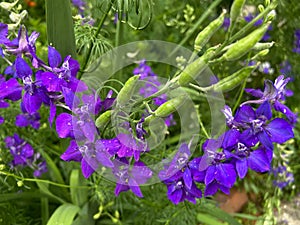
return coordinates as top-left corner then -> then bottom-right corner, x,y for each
230,101 -> 294,150
15,57 -> 50,114
293,29 -> 300,54
56,92 -> 113,142
113,158 -> 152,198
36,46 -> 87,93
243,75 -> 297,124
197,138 -> 236,196
271,166 -> 294,189
159,143 -> 202,204
61,139 -> 114,178
0,24 -> 40,67
5,133 -> 34,167
15,104 -> 40,129
223,130 -> 272,179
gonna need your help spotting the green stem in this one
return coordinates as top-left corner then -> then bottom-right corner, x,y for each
232,79 -> 247,113
0,171 -> 90,189
169,0 -> 222,57
41,197 -> 49,225
114,18 -> 124,80
78,0 -> 114,79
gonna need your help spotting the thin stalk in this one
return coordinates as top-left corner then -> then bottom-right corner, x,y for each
233,78 -> 247,113
78,0 -> 114,79
169,0 -> 222,57
114,18 -> 124,80
41,197 -> 49,225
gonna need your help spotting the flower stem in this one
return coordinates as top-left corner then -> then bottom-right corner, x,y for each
78,0 -> 114,79
169,0 -> 222,57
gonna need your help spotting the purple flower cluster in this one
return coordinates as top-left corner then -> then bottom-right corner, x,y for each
271,166 -> 294,189
293,29 -> 300,54
5,134 -> 47,177
133,60 -> 176,127
158,75 -> 295,204
0,23 -> 92,177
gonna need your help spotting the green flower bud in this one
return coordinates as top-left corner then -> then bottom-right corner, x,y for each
194,10 -> 226,52
116,75 -> 140,107
95,110 -> 112,130
222,22 -> 271,61
178,49 -> 215,86
229,0 -> 246,32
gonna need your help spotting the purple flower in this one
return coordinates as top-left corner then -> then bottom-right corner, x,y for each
243,75 -> 297,124
113,158 -> 152,198
72,0 -> 86,16
222,17 -> 230,30
3,25 -> 40,67
271,166 -> 294,189
223,130 -> 272,179
197,138 -> 237,196
5,133 -> 34,167
0,116 -> 4,124
293,29 -> 300,54
14,57 -> 50,113
0,23 -> 10,45
61,139 -> 114,178
36,46 -> 87,93
116,133 -> 148,161
280,61 -> 292,76
56,93 -> 104,142
232,102 -> 294,150
159,143 -> 202,204
15,104 -> 41,129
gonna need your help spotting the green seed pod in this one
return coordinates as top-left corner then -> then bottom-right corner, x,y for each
222,22 -> 271,61
194,10 -> 226,52
116,75 -> 140,106
178,49 -> 215,86
143,95 -> 185,123
212,66 -> 256,91
154,95 -> 187,117
229,0 -> 246,32
95,110 -> 112,130
251,49 -> 270,60
252,42 -> 275,51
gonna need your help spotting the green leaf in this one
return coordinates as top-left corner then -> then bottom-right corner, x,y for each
36,182 -> 66,204
46,0 -> 76,58
199,201 -> 242,225
197,213 -> 226,225
70,169 -> 88,207
47,203 -> 80,225
41,151 -> 65,185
